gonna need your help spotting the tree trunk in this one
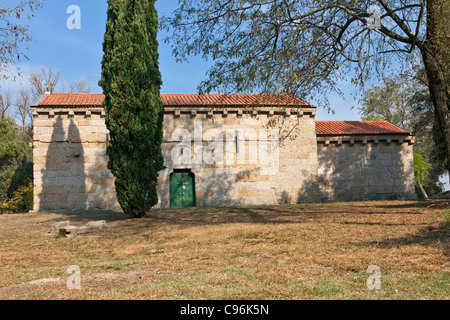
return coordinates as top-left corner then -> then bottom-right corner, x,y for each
416,178 -> 428,199
420,0 -> 450,180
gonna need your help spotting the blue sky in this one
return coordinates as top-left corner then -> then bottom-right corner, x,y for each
2,0 -> 448,188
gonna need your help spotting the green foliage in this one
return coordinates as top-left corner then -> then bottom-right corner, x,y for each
429,209 -> 450,230
7,156 -> 33,199
0,118 -> 33,209
359,75 -> 416,130
442,210 -> 450,229
414,153 -> 431,184
99,0 -> 165,218
7,180 -> 33,214
360,115 -> 383,121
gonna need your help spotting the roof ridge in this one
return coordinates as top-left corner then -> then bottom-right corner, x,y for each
39,92 -> 312,107
316,120 -> 410,135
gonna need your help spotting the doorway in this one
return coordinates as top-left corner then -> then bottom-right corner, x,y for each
170,169 -> 196,208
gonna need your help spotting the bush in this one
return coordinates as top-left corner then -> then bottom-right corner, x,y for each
0,118 -> 33,214
6,180 -> 33,214
442,210 -> 450,229
0,202 -> 8,214
7,157 -> 33,199
0,118 -> 32,206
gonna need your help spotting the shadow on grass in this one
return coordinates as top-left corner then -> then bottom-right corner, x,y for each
48,199 -> 449,238
345,199 -> 449,215
358,223 -> 449,249
362,199 -> 449,210
54,210 -> 126,223
50,203 -> 330,227
341,221 -> 416,227
146,204 -> 328,226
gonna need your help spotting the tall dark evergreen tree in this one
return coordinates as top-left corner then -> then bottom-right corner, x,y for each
99,0 -> 164,218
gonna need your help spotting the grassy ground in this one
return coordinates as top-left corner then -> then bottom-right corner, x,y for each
0,199 -> 448,300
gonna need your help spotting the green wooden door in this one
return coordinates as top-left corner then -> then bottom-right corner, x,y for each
170,170 -> 196,208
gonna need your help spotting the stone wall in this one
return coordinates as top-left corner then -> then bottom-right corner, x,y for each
32,105 -> 319,211
315,135 -> 416,201
32,104 -> 417,211
158,106 -> 318,207
32,108 -> 120,211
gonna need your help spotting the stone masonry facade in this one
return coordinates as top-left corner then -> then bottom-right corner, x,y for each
315,135 -> 416,201
32,107 -> 118,211
31,93 -> 416,212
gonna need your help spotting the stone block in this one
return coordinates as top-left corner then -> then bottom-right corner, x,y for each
59,224 -> 105,238
40,193 -> 68,203
233,189 -> 261,197
89,176 -> 115,185
35,120 -> 56,127
297,153 -> 311,159
48,221 -> 71,233
235,171 -> 269,182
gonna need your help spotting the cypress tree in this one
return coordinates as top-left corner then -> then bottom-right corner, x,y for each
99,0 -> 164,218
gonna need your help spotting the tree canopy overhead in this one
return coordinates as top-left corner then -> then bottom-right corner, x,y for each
163,1 -> 431,95
0,1 -> 43,79
162,0 -> 450,175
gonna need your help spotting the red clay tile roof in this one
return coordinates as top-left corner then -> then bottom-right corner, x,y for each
38,93 -> 311,107
160,93 -> 310,106
39,93 -> 105,106
39,95 -> 408,135
316,121 -> 410,135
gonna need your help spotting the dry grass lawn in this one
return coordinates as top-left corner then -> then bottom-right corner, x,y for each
0,199 -> 448,300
